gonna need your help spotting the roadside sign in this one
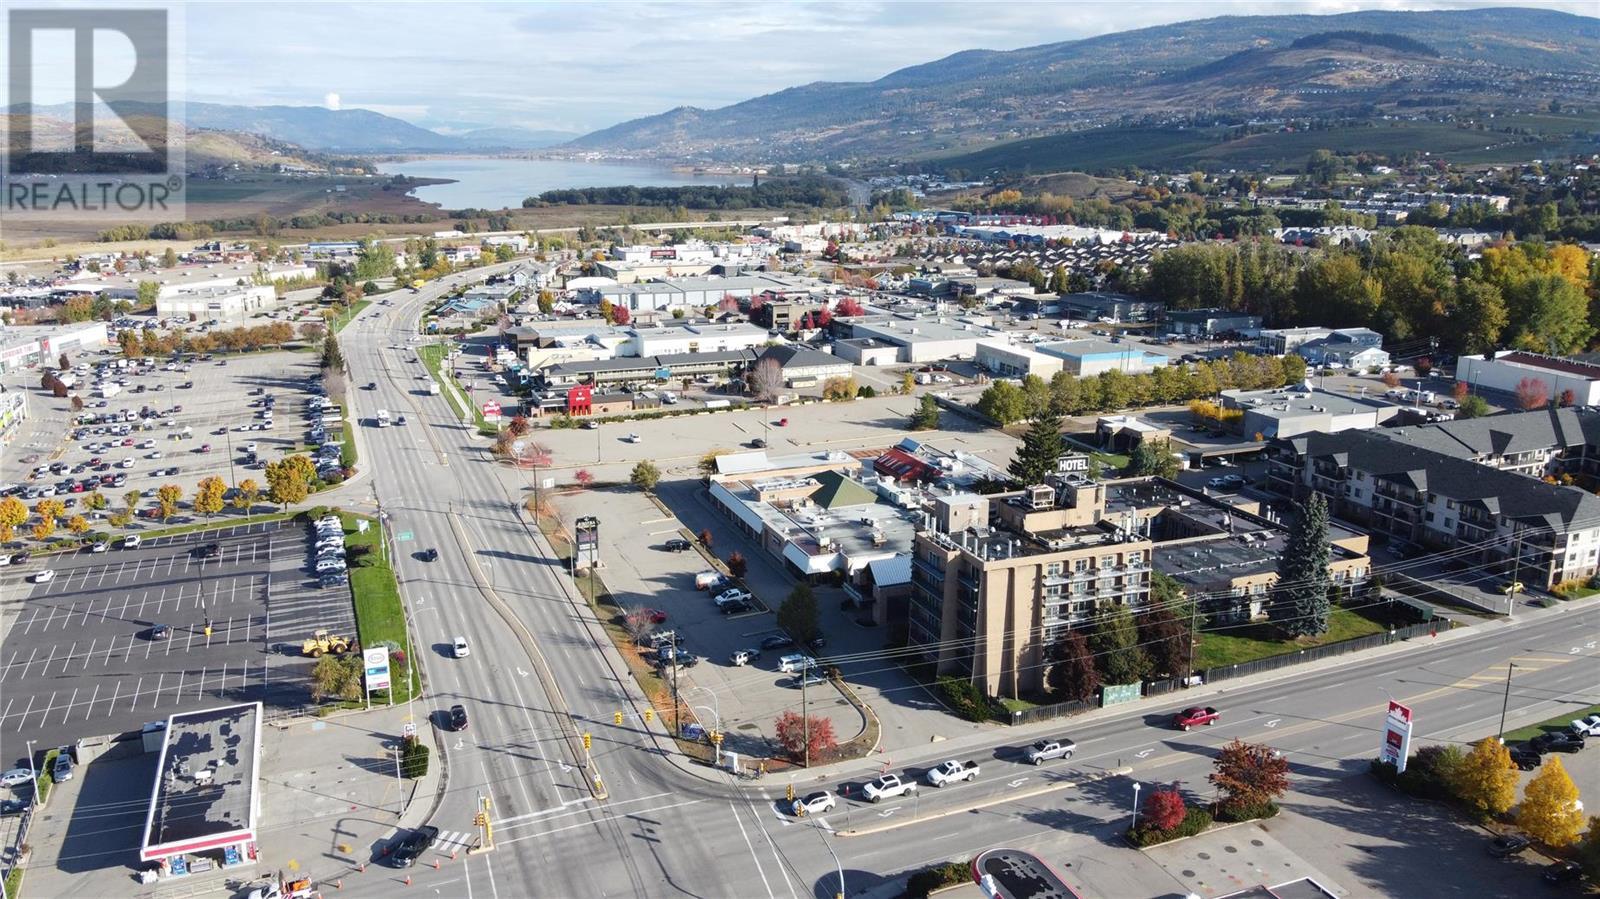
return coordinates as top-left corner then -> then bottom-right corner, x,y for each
482,401 -> 502,421
395,531 -> 414,542
364,647 -> 392,692
1379,700 -> 1414,772
403,722 -> 416,738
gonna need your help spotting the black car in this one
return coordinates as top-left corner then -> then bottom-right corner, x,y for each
0,799 -> 28,816
448,704 -> 469,731
1509,745 -> 1542,771
147,624 -> 171,641
193,542 -> 221,559
1530,731 -> 1585,753
10,552 -> 30,565
319,574 -> 349,588
720,600 -> 751,615
1487,833 -> 1532,858
1543,861 -> 1584,884
421,548 -> 439,562
760,634 -> 795,651
663,539 -> 692,552
390,825 -> 439,867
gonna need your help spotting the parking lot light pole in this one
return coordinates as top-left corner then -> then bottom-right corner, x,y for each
1131,781 -> 1142,832
25,740 -> 38,807
1497,662 -> 1517,741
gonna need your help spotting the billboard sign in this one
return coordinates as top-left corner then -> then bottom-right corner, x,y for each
574,515 -> 600,569
481,401 -> 502,421
363,647 -> 391,692
1056,455 -> 1090,473
1378,700 -> 1413,773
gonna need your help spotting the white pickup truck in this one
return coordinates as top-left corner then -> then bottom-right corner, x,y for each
862,773 -> 918,803
924,760 -> 980,787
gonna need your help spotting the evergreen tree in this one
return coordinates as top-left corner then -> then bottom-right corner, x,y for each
1008,413 -> 1065,485
1268,492 -> 1331,637
1047,628 -> 1101,702
320,332 -> 345,372
909,394 -> 941,431
1090,604 -> 1149,685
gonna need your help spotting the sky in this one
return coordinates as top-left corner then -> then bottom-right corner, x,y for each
27,0 -> 1600,137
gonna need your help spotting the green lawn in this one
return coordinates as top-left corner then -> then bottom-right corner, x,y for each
340,512 -> 418,703
1194,608 -> 1387,670
1502,703 -> 1600,744
340,418 -> 357,469
328,300 -> 372,334
417,344 -> 469,422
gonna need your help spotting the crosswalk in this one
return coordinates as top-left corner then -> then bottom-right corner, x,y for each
431,829 -> 478,855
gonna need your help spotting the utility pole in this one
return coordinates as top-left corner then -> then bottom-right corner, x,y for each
1507,529 -> 1522,620
801,666 -> 810,768
671,648 -> 680,738
1497,662 -> 1517,741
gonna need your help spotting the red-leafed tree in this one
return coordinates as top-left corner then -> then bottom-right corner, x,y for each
774,710 -> 837,765
1143,784 -> 1187,832
836,297 -> 865,317
1380,371 -> 1401,389
718,294 -> 740,314
726,551 -> 747,578
1414,357 -> 1433,377
1209,739 -> 1290,815
612,305 -> 632,325
800,312 -> 814,330
749,293 -> 768,312
815,308 -> 833,328
1452,381 -> 1469,401
1515,377 -> 1550,410
1560,388 -> 1577,408
574,469 -> 595,489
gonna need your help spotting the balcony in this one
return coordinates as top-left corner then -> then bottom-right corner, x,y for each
1374,485 -> 1422,507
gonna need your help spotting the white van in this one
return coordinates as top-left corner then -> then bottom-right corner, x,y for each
779,654 -> 817,674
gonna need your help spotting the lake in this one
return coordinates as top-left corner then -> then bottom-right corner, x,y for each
375,157 -> 740,210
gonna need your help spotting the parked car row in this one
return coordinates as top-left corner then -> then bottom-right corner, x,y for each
310,516 -> 349,586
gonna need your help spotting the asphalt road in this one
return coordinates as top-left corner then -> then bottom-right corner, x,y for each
328,282 -> 1600,899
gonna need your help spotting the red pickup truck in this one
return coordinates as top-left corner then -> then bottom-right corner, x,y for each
1174,706 -> 1220,730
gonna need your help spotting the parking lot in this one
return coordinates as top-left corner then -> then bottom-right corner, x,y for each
0,519 -> 354,751
9,346 -> 328,511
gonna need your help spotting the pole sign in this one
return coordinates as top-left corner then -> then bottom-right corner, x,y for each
481,401 -> 502,421
364,647 -> 392,692
1379,700 -> 1414,773
574,516 -> 600,570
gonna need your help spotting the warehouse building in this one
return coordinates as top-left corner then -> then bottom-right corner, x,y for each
975,340 -> 1065,379
1458,351 -> 1600,408
1221,385 -> 1401,439
155,285 -> 278,322
1037,339 -> 1169,378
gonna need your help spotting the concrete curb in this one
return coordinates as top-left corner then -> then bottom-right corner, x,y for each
835,765 -> 1134,838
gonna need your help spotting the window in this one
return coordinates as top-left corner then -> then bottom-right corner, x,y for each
1445,499 -> 1456,511
1045,561 -> 1064,577
1075,559 -> 1091,573
1100,555 -> 1116,569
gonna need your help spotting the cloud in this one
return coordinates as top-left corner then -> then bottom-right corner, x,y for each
324,92 -> 340,111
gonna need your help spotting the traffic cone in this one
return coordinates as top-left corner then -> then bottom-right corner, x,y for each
431,860 -> 440,870
357,863 -> 365,874
404,875 -> 411,887
449,850 -> 457,861
335,880 -> 342,890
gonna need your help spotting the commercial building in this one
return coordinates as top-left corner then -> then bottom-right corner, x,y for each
1059,291 -> 1165,323
847,315 -> 1001,364
1164,309 -> 1263,338
1458,351 -> 1600,407
623,322 -> 772,357
82,264 -> 316,301
1221,385 -> 1401,440
1037,339 -> 1169,378
155,285 -> 278,322
1295,329 -> 1389,369
593,259 -> 718,283
140,702 -> 262,876
540,349 -> 754,389
592,273 -> 817,313
833,337 -> 903,367
0,322 -> 110,373
975,340 -> 1065,379
1269,428 -> 1600,589
1257,326 -> 1381,357
0,389 -> 27,446
754,344 -> 853,387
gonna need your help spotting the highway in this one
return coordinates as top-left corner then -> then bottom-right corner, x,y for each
332,279 -> 1600,898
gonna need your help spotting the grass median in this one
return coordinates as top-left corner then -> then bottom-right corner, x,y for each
417,344 -> 470,423
340,511 -> 419,704
1502,702 -> 1600,744
328,300 -> 372,333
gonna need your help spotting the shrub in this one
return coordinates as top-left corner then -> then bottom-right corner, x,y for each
901,861 -> 970,899
1214,799 -> 1279,823
936,676 -> 994,722
400,736 -> 430,778
1128,806 -> 1213,847
1143,785 -> 1186,832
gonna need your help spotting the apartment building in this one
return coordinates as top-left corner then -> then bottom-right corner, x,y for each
1270,429 -> 1600,589
1380,406 -> 1600,478
909,480 -> 1153,697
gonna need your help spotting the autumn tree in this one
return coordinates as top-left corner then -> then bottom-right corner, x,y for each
698,528 -> 714,550
232,478 -> 260,512
699,449 -> 730,478
774,710 -> 837,766
34,498 -> 65,526
726,551 -> 748,578
1454,737 -> 1518,819
748,357 -> 784,403
266,455 -> 316,508
622,607 -> 659,644
1515,377 -> 1550,410
1209,739 -> 1290,817
156,484 -> 183,521
31,519 -> 55,542
123,489 -> 142,512
1380,371 -> 1401,389
66,515 -> 89,536
1451,381 -> 1469,402
1142,784 -> 1187,832
574,469 -> 595,489
1517,756 -> 1585,847
630,460 -> 661,492
1046,628 -> 1101,703
193,476 -> 226,519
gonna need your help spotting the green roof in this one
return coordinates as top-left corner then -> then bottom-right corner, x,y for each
810,470 -> 876,508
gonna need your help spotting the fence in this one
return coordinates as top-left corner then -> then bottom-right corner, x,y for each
1000,620 -> 1438,726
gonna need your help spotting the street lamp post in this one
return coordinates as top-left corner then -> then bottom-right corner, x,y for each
25,740 -> 38,807
1131,782 -> 1142,832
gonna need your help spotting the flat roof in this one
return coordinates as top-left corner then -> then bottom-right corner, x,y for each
141,702 -> 261,861
1223,386 -> 1392,418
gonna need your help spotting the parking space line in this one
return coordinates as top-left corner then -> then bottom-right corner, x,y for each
109,681 -> 122,714
59,642 -> 77,675
32,691 -> 55,732
56,604 -> 78,631
175,670 -> 187,705
60,687 -> 78,725
81,639 -> 97,670
0,650 -> 17,684
79,600 -> 94,626
150,674 -> 163,709
37,645 -> 56,680
84,683 -> 100,721
17,608 -> 39,636
183,624 -> 194,653
10,696 -> 33,732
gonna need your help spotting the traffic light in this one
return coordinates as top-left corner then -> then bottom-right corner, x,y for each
614,711 -> 624,726
474,812 -> 487,828
643,709 -> 654,723
711,731 -> 724,746
785,784 -> 795,802
582,732 -> 592,751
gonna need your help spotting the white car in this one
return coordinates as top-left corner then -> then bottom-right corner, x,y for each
791,791 -> 836,817
315,558 -> 347,573
90,541 -> 109,553
123,535 -> 141,549
1571,714 -> 1600,737
32,570 -> 55,583
0,768 -> 33,787
452,636 -> 470,658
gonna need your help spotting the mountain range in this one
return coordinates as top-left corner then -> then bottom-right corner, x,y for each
567,7 -> 1600,162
